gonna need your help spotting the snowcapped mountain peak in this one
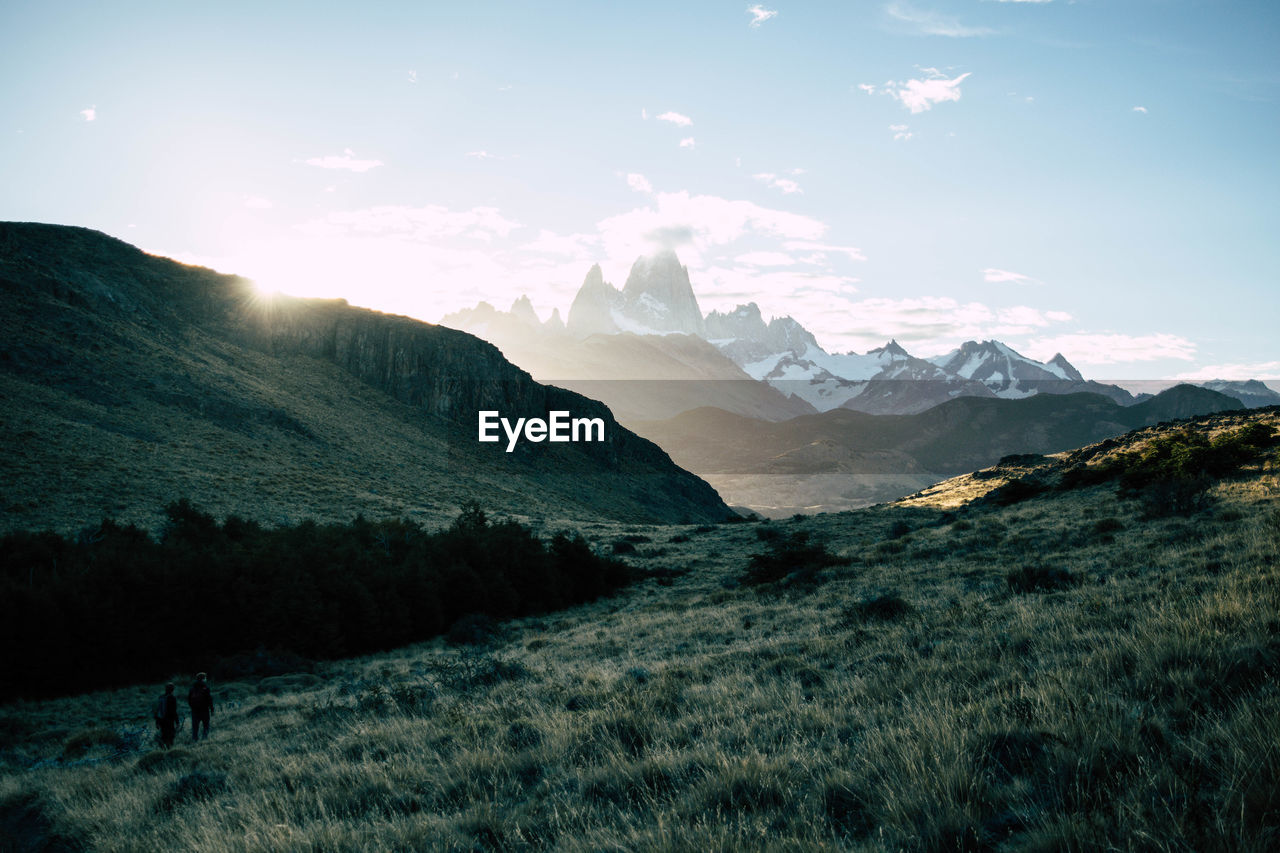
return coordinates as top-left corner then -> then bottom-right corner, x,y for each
1047,353 -> 1083,382
869,339 -> 911,359
618,251 -> 706,336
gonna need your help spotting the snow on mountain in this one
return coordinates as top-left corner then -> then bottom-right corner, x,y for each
566,252 -> 707,338
929,340 -> 1081,398
450,250 -> 1147,417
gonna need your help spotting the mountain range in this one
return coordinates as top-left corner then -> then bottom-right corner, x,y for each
0,223 -> 730,534
442,249 -> 1275,514
444,250 -> 1277,421
632,384 -> 1249,515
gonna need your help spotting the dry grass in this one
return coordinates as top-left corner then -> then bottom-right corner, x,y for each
2,420 -> 1279,850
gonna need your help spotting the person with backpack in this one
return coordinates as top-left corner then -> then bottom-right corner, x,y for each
154,682 -> 179,747
187,672 -> 214,741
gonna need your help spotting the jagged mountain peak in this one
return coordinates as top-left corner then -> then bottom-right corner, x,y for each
509,294 -> 539,325
619,250 -> 705,336
1048,352 -> 1084,382
869,339 -> 911,358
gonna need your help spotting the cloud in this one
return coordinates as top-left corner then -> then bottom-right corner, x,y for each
858,83 -> 877,94
734,251 -> 798,267
989,0 -> 1051,3
408,70 -> 417,84
298,204 -> 521,242
793,297 -> 1076,357
890,71 -> 972,113
890,124 -> 913,141
1174,361 -> 1280,381
753,172 -> 803,194
657,111 -> 693,127
521,229 -> 599,261
1025,333 -> 1196,365
1133,106 -> 1148,114
747,4 -> 778,27
79,106 -> 96,122
679,137 -> 697,149
886,2 -> 995,37
243,196 -> 273,210
304,148 -> 384,172
782,241 -> 867,261
626,173 -> 654,193
983,268 -> 1033,284
466,150 -> 498,159
595,190 -> 829,266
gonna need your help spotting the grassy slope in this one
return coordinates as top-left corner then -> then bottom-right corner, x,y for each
2,410 -> 1278,851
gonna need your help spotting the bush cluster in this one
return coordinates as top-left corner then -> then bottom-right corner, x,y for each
0,500 -> 629,699
1057,421 -> 1277,514
741,529 -> 848,587
1115,422 -> 1276,492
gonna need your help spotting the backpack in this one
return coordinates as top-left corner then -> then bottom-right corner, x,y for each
153,696 -> 167,723
189,682 -> 210,710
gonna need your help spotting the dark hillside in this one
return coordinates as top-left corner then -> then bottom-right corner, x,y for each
0,222 -> 729,532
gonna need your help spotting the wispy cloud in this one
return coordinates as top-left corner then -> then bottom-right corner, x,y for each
79,106 -> 96,122
890,71 -> 972,113
890,124 -> 913,141
753,172 -> 803,194
520,229 -> 599,262
1132,105 -> 1148,114
1175,361 -> 1280,381
1026,333 -> 1196,365
657,111 -> 693,127
465,150 -> 500,160
679,137 -> 697,149
782,241 -> 867,262
983,268 -> 1033,284
802,297 -> 1074,356
304,148 -> 384,172
735,251 -> 798,266
747,4 -> 778,27
886,2 -> 995,38
626,173 -> 654,193
298,205 -> 521,241
408,70 -> 417,84
595,190 -> 828,264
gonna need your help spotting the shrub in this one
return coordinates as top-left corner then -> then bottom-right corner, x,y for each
844,592 -> 914,623
885,520 -> 912,540
985,477 -> 1048,506
156,770 -> 229,812
742,530 -> 849,587
61,727 -> 122,761
1006,565 -> 1083,594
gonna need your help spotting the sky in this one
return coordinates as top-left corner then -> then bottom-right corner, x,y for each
2,0 -> 1277,382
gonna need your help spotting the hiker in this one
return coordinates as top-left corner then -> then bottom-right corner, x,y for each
187,672 -> 214,741
154,682 -> 179,747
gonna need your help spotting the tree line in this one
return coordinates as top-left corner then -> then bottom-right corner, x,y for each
0,501 -> 630,700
